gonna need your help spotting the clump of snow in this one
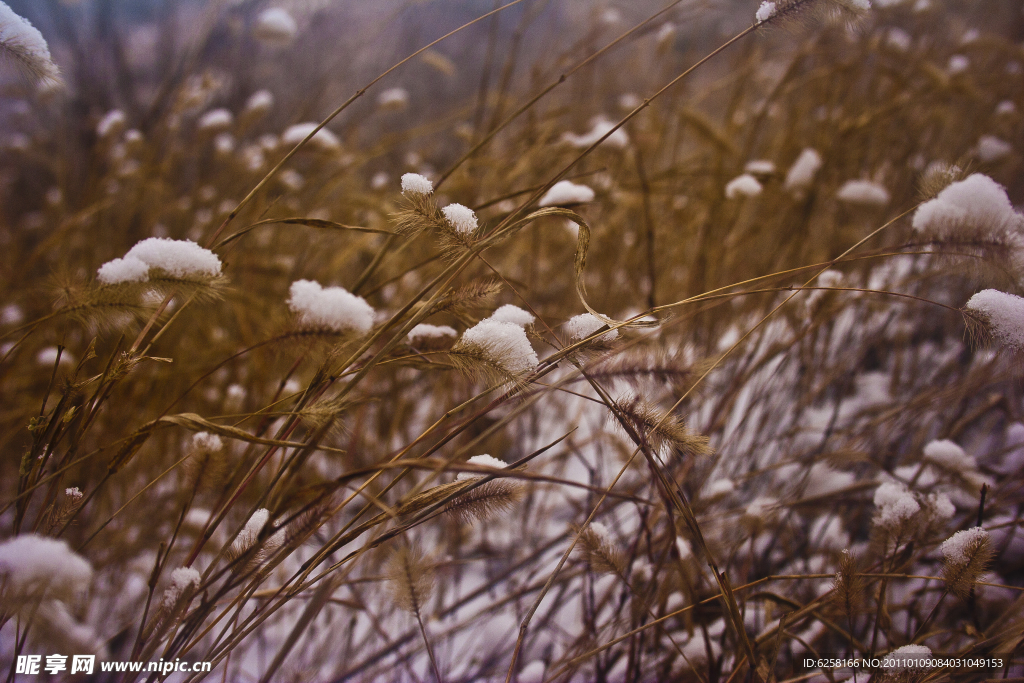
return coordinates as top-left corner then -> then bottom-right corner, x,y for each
565,313 -> 618,341
127,237 -> 222,279
192,431 -> 224,454
705,478 -> 735,498
287,280 -> 375,334
245,89 -> 274,115
784,148 -> 823,193
560,117 -> 629,149
442,203 -> 478,234
539,180 -> 595,207
459,319 -> 539,375
755,1 -> 777,23
873,481 -> 920,526
744,496 -> 777,521
803,463 -> 856,497
401,172 -> 433,196
1,303 -> 23,325
96,109 -> 126,138
36,346 -> 73,366
977,135 -> 1012,163
965,289 -> 1024,350
161,566 -> 201,606
0,534 -> 92,600
0,2 -> 63,88
197,108 -> 233,131
884,644 -> 932,668
408,323 -> 457,342
725,174 -> 763,199
995,100 -> 1017,116
232,508 -> 270,553
214,132 -> 234,155
457,453 -> 510,480
923,439 -> 976,470
837,179 -> 890,206
948,55 -> 969,74
926,492 -> 956,520
65,487 -> 82,502
97,255 -> 150,285
941,527 -> 989,565
489,304 -> 534,327
886,27 -> 912,51
744,160 -> 775,175
253,7 -> 298,47
377,87 -> 409,109
278,169 -> 304,191
912,174 -> 1023,240
281,122 -> 341,151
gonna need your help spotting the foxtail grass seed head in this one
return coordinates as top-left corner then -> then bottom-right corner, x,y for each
964,289 -> 1024,351
98,237 -> 223,284
387,545 -> 435,614
287,279 -> 375,334
573,521 -> 626,575
912,174 -> 1024,241
836,179 -> 890,206
784,148 -> 823,194
0,2 -> 62,89
401,172 -> 433,196
940,527 -> 992,599
873,481 -> 920,527
457,319 -> 539,375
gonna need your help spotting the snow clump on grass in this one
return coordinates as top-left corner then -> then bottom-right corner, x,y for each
401,172 -> 433,196
744,160 -> 775,175
98,238 -> 222,284
565,312 -> 618,341
965,289 -> 1024,351
725,174 -> 762,199
442,203 -> 478,234
281,122 -> 341,151
0,2 -> 63,89
784,148 -> 822,194
922,439 -> 976,470
97,255 -> 150,284
459,319 -> 539,375
837,179 -> 890,206
0,534 -> 92,600
245,89 -> 274,115
539,180 -> 595,206
489,304 -> 534,327
941,527 -> 989,565
377,87 -> 409,109
456,454 -> 510,481
977,135 -> 1012,163
912,173 -> 1023,240
873,481 -> 920,526
197,108 -> 233,131
253,8 -> 298,47
193,431 -> 224,454
287,280 -> 375,334
408,323 -> 456,342
96,109 -> 126,138
755,1 -> 777,23
884,644 -> 931,667
560,117 -> 629,149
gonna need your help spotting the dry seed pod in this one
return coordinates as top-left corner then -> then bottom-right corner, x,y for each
572,522 -> 626,576
387,545 -> 435,615
940,527 -> 993,600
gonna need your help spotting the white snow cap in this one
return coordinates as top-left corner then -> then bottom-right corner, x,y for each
457,453 -> 509,480
408,323 -> 457,342
977,135 -> 1012,163
560,117 -> 629,149
232,508 -> 270,553
539,180 -> 595,207
98,238 -> 222,284
941,527 -> 989,565
377,87 -> 409,109
442,203 -> 478,234
489,304 -> 535,327
725,174 -> 763,199
884,644 -> 931,668
565,312 -> 618,341
837,179 -> 890,206
922,439 -> 976,470
245,89 -> 275,115
401,172 -> 433,196
0,2 -> 62,88
197,108 -> 233,131
287,280 -> 375,334
784,148 -> 823,193
873,481 -> 920,526
281,122 -> 341,151
168,566 -> 201,594
948,55 -> 969,74
755,1 -> 777,23
192,431 -> 224,454
744,160 -> 775,175
705,478 -> 735,497
0,534 -> 92,599
912,173 -> 1023,239
460,319 -> 539,375
96,109 -> 126,138
253,7 -> 298,47
965,289 -> 1024,350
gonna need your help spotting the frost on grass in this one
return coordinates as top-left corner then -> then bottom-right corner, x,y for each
538,180 -> 595,207
912,173 -> 1024,242
253,7 -> 298,47
456,454 -> 510,481
457,319 -> 539,375
98,238 -> 222,284
784,148 -> 823,194
0,534 -> 92,601
965,289 -> 1024,351
401,172 -> 433,196
0,2 -> 62,89
287,279 -> 375,334
489,304 -> 534,327
836,179 -> 890,206
565,312 -> 618,341
873,481 -> 920,526
281,122 -> 341,151
725,173 -> 762,199
442,203 -> 478,234
560,117 -> 629,149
